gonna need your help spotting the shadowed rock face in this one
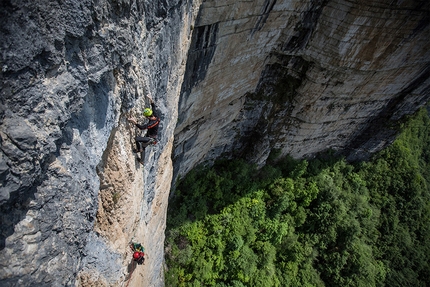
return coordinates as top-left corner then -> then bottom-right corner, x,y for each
0,0 -> 429,286
173,0 -> 430,179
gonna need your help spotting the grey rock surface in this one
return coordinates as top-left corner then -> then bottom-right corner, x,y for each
173,0 -> 430,179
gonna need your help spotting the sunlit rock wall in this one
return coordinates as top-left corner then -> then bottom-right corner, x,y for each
173,0 -> 430,179
0,0 -> 198,286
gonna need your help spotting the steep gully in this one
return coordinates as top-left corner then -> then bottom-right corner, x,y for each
0,0 -> 429,286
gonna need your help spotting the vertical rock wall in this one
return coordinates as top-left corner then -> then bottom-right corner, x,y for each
0,0 -> 199,286
173,0 -> 430,179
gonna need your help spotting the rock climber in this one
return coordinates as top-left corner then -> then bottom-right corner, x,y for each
130,242 -> 145,265
127,98 -> 160,165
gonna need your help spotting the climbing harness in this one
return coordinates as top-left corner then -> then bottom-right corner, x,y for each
149,137 -> 157,146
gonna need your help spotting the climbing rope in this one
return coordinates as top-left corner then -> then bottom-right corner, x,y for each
125,260 -> 136,287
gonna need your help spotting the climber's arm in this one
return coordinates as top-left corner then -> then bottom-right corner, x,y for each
128,117 -> 147,130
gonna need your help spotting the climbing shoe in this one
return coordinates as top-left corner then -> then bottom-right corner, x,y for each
133,148 -> 143,153
136,157 -> 144,165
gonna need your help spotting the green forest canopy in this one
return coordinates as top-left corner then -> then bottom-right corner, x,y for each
165,107 -> 430,287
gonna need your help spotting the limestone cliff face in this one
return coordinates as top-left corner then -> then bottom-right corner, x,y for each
0,0 -> 429,286
174,0 -> 430,179
0,0 -> 198,286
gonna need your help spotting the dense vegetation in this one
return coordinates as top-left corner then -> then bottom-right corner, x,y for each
165,107 -> 430,287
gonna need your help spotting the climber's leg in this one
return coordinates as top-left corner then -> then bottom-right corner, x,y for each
137,149 -> 145,165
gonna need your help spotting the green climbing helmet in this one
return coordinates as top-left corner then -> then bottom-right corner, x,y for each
143,108 -> 153,117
